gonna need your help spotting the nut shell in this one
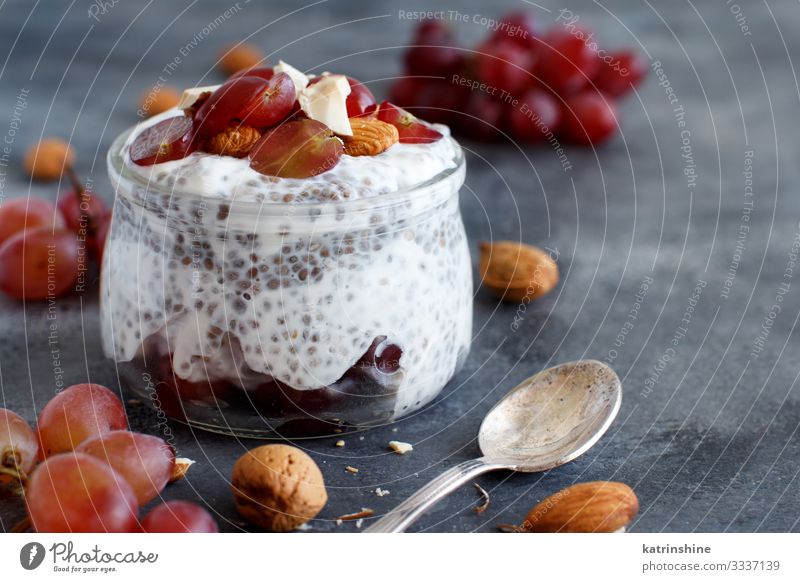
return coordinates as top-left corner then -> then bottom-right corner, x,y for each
479,240 -> 558,302
218,43 -> 264,75
24,138 -> 75,181
206,124 -> 262,158
231,444 -> 327,532
522,481 -> 639,533
342,117 -> 399,156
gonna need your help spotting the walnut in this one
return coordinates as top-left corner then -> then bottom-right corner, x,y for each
205,124 -> 262,158
231,444 -> 327,532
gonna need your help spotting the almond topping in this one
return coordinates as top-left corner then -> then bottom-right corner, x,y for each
206,124 -> 262,158
342,117 -> 399,157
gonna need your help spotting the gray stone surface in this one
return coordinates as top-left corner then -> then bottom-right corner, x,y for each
1,0 -> 799,532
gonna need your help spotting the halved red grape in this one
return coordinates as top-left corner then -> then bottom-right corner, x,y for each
130,116 -> 194,166
229,66 -> 274,81
141,500 -> 218,533
194,76 -> 270,137
0,227 -> 80,300
0,408 -> 38,481
249,119 -> 343,179
37,383 -> 128,457
476,40 -> 536,95
593,49 -> 647,97
239,72 -> 296,128
78,431 -> 174,505
26,452 -> 138,533
535,28 -> 600,95
0,197 -> 65,245
508,89 -> 561,142
375,101 -> 443,144
559,91 -> 618,145
346,77 -> 376,117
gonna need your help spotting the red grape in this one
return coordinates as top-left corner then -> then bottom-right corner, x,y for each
490,11 -> 539,51
249,119 -> 343,179
559,91 -> 618,145
240,72 -> 296,128
0,227 -> 80,300
141,500 -> 219,533
130,116 -> 194,166
37,383 -> 127,457
91,209 -> 112,263
57,188 -> 107,233
0,408 -> 38,481
78,431 -> 174,505
0,197 -> 65,246
593,49 -> 647,97
345,77 -> 376,117
375,101 -> 443,144
388,77 -> 425,109
475,40 -> 536,95
26,452 -> 138,533
194,76 -> 270,137
229,66 -> 274,81
535,27 -> 600,95
404,20 -> 464,76
461,93 -> 504,141
413,79 -> 469,126
507,88 -> 561,142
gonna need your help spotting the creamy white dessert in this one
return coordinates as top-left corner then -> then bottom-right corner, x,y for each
101,75 -> 472,434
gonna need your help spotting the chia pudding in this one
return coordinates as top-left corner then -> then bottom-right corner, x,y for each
101,76 -> 472,437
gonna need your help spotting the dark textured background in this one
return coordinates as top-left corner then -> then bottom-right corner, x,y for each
1,0 -> 799,532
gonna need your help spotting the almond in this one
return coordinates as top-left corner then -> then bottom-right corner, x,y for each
479,240 -> 558,303
170,457 -> 195,482
218,43 -> 264,75
520,481 -> 638,533
24,138 -> 75,181
205,124 -> 261,158
341,117 -> 399,156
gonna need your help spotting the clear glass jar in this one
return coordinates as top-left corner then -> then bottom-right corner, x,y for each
102,128 -> 471,438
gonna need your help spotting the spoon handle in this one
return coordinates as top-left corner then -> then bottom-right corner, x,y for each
364,457 -> 504,533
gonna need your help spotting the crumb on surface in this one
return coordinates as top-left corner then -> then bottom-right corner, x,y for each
335,440 -> 345,447
345,465 -> 359,473
375,487 -> 390,497
389,440 -> 413,455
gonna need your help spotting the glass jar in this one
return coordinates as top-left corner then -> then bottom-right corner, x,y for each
102,128 -> 471,438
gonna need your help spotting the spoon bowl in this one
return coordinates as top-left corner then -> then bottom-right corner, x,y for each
365,359 -> 622,533
478,359 -> 622,470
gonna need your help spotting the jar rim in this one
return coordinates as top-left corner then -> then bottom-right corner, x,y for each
107,124 -> 466,216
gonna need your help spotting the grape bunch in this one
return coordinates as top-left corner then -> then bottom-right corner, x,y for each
1,383 -> 217,533
0,145 -> 112,301
390,11 -> 647,146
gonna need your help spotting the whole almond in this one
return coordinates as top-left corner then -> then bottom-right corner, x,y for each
521,481 -> 638,533
138,86 -> 182,118
479,241 -> 558,303
342,117 -> 399,156
206,124 -> 262,158
24,138 -> 75,181
218,43 -> 264,75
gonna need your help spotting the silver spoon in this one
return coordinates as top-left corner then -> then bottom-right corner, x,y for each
364,359 -> 621,533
